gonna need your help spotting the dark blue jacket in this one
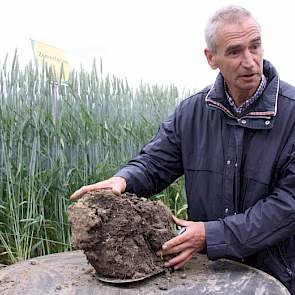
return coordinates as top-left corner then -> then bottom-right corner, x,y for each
116,60 -> 295,293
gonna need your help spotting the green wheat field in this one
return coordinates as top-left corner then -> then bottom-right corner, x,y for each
0,53 -> 188,266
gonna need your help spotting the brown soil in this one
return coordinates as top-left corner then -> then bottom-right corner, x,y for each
68,189 -> 176,280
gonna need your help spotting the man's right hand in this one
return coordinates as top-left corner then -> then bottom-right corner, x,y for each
69,176 -> 127,200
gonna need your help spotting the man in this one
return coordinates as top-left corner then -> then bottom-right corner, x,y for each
71,6 -> 295,293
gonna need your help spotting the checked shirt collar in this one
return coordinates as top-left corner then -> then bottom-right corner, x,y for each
224,74 -> 267,115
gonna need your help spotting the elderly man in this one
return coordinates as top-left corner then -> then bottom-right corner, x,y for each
71,6 -> 295,293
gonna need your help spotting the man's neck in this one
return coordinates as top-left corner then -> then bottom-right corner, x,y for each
224,75 -> 267,115
229,89 -> 255,107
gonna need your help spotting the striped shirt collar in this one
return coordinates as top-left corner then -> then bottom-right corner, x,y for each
224,74 -> 267,115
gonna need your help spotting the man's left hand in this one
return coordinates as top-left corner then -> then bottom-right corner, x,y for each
157,216 -> 206,270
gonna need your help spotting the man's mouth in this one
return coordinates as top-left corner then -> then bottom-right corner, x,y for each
242,73 -> 255,78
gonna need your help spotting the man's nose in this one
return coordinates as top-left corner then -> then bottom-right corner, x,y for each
242,50 -> 255,68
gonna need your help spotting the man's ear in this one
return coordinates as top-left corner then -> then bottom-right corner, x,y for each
204,48 -> 218,70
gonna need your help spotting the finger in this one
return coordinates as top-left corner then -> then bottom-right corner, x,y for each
70,183 -> 111,200
173,253 -> 194,270
112,182 -> 125,196
172,215 -> 190,227
108,177 -> 126,196
70,185 -> 92,200
165,249 -> 194,268
112,187 -> 122,196
160,242 -> 190,256
162,233 -> 188,250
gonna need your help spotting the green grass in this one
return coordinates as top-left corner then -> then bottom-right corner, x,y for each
0,53 -> 188,265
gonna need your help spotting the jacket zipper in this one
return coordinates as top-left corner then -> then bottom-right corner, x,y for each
242,115 -> 271,120
277,246 -> 295,279
208,104 -> 272,120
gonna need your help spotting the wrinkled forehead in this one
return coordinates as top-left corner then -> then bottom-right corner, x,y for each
215,17 -> 261,50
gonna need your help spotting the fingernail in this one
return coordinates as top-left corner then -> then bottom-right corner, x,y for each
164,262 -> 170,267
162,244 -> 167,250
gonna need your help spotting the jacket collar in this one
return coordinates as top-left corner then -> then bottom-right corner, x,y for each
205,60 -> 279,119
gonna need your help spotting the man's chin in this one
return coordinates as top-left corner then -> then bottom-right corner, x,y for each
238,78 -> 260,90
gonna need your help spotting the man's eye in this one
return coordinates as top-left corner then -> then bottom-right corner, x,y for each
229,50 -> 238,55
251,43 -> 261,50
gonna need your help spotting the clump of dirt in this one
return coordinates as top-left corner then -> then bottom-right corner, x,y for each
68,189 -> 176,280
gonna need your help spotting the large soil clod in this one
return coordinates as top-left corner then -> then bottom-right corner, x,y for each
68,189 -> 176,279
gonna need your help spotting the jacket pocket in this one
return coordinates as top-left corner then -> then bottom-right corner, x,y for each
260,244 -> 295,293
239,176 -> 270,210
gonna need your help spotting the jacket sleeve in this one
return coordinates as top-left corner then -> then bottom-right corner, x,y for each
115,109 -> 184,197
205,144 -> 295,260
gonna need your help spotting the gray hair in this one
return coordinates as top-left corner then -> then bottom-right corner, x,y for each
205,5 -> 260,53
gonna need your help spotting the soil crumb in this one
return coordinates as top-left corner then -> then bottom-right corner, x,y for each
68,189 -> 176,279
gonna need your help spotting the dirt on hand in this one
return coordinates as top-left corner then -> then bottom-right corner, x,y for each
68,189 -> 176,280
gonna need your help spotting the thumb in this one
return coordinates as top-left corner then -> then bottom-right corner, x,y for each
172,215 -> 190,227
111,178 -> 126,196
112,185 -> 123,196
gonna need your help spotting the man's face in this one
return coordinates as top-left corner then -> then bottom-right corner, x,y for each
205,17 -> 263,100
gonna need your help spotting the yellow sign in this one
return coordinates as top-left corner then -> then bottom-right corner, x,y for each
31,39 -> 70,81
